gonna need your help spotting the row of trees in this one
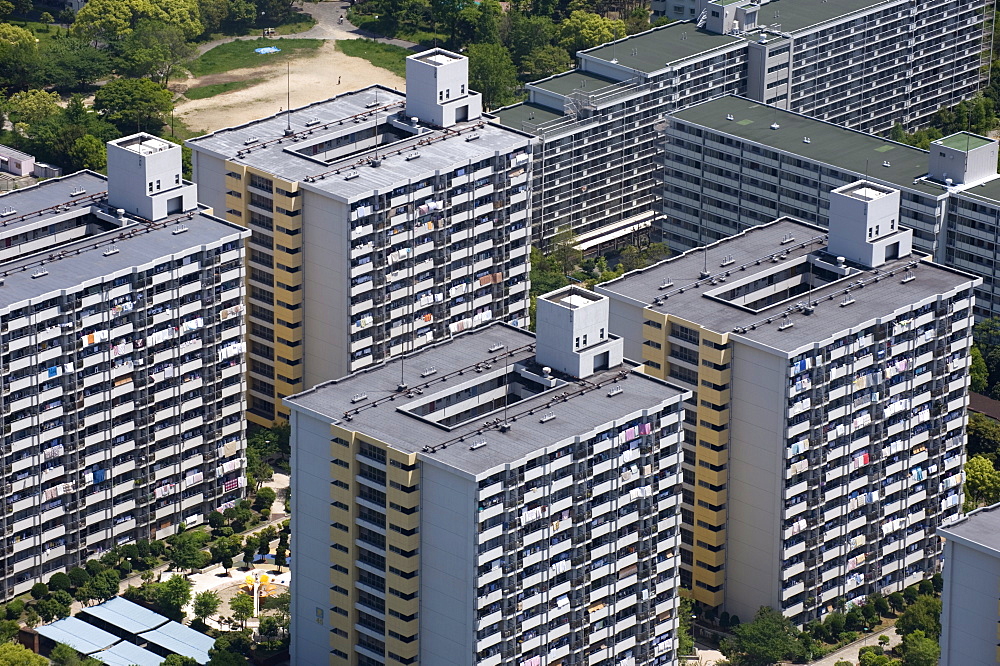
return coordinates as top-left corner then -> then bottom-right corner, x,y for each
350,0 -> 668,108
889,95 -> 997,150
722,578 -> 943,665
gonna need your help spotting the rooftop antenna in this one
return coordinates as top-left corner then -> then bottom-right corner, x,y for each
284,62 -> 293,136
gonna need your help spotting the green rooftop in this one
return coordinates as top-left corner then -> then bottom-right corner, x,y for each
671,96 -> 946,196
491,102 -> 566,134
750,0 -> 897,33
529,71 -> 621,96
581,23 -> 744,72
935,132 -> 994,151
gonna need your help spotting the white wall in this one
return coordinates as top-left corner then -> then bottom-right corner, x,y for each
725,341 -> 787,620
940,538 -> 1000,665
417,461 -> 479,666
289,409 -> 338,665
302,190 -> 352,386
189,150 -> 229,216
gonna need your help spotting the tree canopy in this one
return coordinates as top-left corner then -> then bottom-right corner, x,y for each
93,77 -> 173,133
722,606 -> 800,666
468,42 -> 520,110
0,22 -> 39,90
73,0 -> 203,44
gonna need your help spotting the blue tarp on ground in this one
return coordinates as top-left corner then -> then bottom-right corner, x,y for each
36,616 -> 118,655
255,47 -> 281,54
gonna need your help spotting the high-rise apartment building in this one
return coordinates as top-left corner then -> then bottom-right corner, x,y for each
597,184 -> 978,623
189,49 -> 534,426
493,0 -> 991,247
0,133 -> 249,601
661,94 -> 1000,318
938,502 -> 1000,665
285,287 -> 689,666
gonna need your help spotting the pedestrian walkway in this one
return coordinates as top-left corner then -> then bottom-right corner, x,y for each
810,623 -> 901,666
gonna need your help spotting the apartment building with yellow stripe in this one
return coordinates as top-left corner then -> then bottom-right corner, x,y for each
599,184 -> 979,624
285,287 -> 690,665
188,49 -> 533,427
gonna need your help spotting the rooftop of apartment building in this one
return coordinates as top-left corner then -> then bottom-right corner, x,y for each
939,502 -> 1000,554
187,85 -> 532,201
670,96 -> 950,196
597,217 -> 977,353
285,322 -> 687,476
0,170 -> 245,308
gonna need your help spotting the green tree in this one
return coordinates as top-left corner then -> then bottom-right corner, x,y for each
476,0 -> 502,43
677,596 -> 694,656
22,605 -> 39,629
117,19 -> 195,84
155,574 -> 193,621
504,12 -> 554,65
968,411 -> 1000,459
252,486 -> 276,513
39,12 -> 54,24
72,0 -> 203,44
5,89 -> 61,128
890,123 -> 907,143
971,344 -> 989,394
965,455 -> 1000,507
0,642 -> 47,665
161,655 -> 199,666
29,582 -> 48,600
93,77 -> 173,133
67,135 -> 107,171
898,629 -> 939,666
887,591 -> 905,614
870,592 -> 890,618
193,590 -> 221,624
68,567 -> 90,589
242,536 -> 258,568
48,572 -> 72,593
557,11 -> 625,57
430,0 -> 468,43
48,642 -> 88,666
468,42 -> 520,110
197,0 -> 229,35
902,586 -> 919,606
0,22 -> 39,90
229,593 -> 254,629
169,530 -> 208,572
623,7 -> 650,34
722,606 -> 799,666
896,595 -> 942,640
521,45 -> 572,81
823,611 -> 846,638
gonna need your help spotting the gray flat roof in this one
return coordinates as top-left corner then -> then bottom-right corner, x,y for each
491,103 -> 566,133
755,0 -> 902,34
78,596 -> 169,635
939,502 -> 1000,555
0,208 -> 246,309
671,96 -> 947,197
529,71 -> 620,96
36,616 -> 119,654
138,620 -> 214,664
286,323 -> 688,476
187,87 -> 531,202
582,22 -> 744,72
0,171 -> 109,230
598,218 -> 979,353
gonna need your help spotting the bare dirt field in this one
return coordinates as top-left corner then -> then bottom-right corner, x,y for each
174,41 -> 406,134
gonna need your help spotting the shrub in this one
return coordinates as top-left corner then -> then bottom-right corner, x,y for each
47,572 -> 71,592
30,583 -> 48,600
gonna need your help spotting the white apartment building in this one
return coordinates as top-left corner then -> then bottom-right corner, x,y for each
938,502 -> 1000,665
493,0 -> 991,248
285,287 -> 689,666
188,49 -> 534,426
0,134 -> 249,600
597,184 -> 979,622
661,94 -> 1000,319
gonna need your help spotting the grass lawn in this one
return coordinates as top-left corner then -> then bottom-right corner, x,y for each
10,20 -> 64,46
274,16 -> 316,35
336,39 -> 410,78
184,78 -> 265,100
187,38 -> 323,77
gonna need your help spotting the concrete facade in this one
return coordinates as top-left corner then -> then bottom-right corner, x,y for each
285,301 -> 691,666
598,213 -> 979,622
188,51 -> 534,426
493,0 -> 991,249
0,137 -> 249,601
662,95 -> 1000,319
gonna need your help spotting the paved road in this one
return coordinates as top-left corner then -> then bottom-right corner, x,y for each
194,0 -> 419,56
809,623 -> 901,666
